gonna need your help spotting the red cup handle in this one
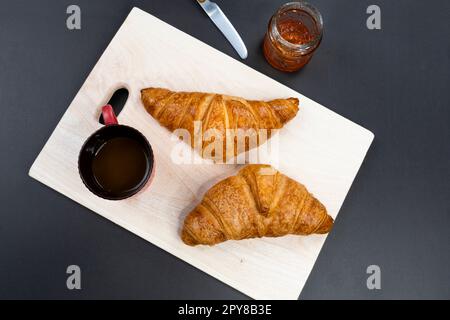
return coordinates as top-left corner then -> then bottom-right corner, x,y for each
102,105 -> 118,126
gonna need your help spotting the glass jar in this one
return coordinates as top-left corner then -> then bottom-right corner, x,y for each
263,1 -> 323,72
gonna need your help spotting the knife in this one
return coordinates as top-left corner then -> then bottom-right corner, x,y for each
196,0 -> 248,59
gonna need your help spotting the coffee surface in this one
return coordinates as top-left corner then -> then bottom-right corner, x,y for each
92,137 -> 149,194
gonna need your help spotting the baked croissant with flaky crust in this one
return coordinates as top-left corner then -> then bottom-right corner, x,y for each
182,164 -> 333,246
141,88 -> 299,161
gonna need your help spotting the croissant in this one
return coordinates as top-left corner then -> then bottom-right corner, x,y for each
182,164 -> 333,246
141,88 -> 299,161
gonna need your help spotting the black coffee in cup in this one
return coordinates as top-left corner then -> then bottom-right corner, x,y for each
91,137 -> 150,195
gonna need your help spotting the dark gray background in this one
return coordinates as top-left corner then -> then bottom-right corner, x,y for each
0,0 -> 449,299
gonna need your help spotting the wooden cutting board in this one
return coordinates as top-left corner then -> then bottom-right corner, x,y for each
29,7 -> 374,300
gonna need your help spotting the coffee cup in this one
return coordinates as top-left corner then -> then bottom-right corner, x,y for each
78,105 -> 154,200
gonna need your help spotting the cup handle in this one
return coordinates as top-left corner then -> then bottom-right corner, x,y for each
102,105 -> 119,126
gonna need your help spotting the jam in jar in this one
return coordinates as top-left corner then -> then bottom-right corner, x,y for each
263,1 -> 323,72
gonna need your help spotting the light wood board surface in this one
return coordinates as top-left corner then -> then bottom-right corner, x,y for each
29,7 -> 374,300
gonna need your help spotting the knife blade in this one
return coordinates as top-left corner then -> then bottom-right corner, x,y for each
196,0 -> 248,59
